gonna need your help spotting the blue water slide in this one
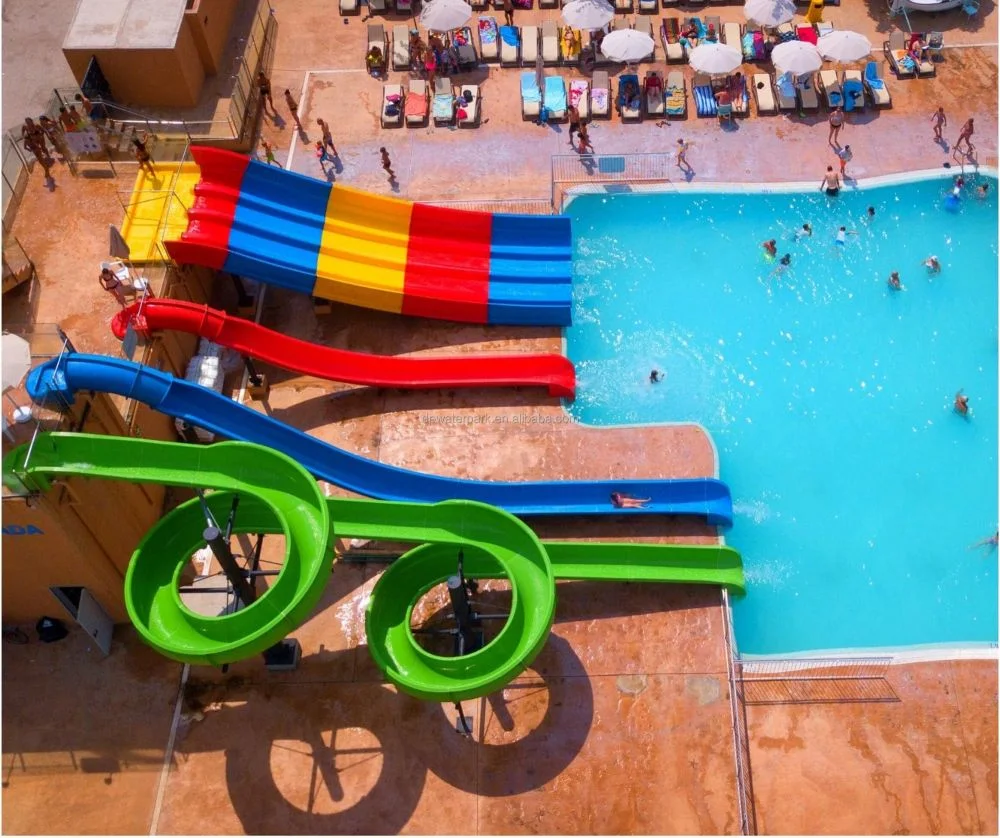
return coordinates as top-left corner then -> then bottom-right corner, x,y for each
27,355 -> 733,525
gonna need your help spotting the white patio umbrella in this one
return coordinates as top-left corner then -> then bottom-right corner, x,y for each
598,28 -> 654,63
743,0 -> 797,28
561,0 -> 615,30
419,0 -> 472,32
688,42 -> 743,76
817,30 -> 873,63
2,333 -> 33,424
771,40 -> 822,76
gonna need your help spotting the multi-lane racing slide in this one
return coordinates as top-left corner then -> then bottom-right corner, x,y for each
27,354 -> 733,525
4,433 -> 744,701
164,147 -> 573,326
113,298 -> 576,398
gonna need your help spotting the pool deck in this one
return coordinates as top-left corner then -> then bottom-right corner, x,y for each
2,0 -> 999,833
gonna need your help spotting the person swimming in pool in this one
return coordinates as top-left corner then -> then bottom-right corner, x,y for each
762,238 -> 777,257
954,389 -> 970,416
649,369 -> 663,383
834,225 -> 857,246
969,530 -> 999,551
924,256 -> 941,273
888,271 -> 901,290
771,254 -> 791,276
794,223 -> 812,240
866,206 -> 876,220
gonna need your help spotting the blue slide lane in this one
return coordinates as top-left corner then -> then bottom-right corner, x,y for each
224,163 -> 328,293
487,214 -> 573,325
27,355 -> 733,525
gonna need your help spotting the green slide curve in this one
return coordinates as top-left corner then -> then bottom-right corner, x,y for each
4,433 -> 743,702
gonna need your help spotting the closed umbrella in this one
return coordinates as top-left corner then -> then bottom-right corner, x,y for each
597,28 -> 654,63
419,0 -> 472,32
743,0 -> 797,28
688,42 -> 743,76
2,333 -> 33,424
771,40 -> 822,75
561,0 -> 614,30
817,30 -> 872,63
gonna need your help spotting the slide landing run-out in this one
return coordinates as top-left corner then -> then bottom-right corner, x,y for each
165,147 -> 573,326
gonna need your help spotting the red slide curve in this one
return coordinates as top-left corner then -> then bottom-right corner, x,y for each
112,299 -> 575,399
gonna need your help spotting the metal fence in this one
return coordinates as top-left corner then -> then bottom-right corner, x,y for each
722,590 -> 757,836
551,151 -> 678,211
736,656 -> 898,705
429,197 -> 553,215
2,134 -> 31,231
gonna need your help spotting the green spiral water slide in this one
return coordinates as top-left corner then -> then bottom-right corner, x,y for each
4,433 -> 743,702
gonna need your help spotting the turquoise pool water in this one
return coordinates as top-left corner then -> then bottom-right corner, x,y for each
565,175 -> 998,656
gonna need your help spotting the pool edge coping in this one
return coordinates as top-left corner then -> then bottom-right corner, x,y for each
561,166 -> 1000,208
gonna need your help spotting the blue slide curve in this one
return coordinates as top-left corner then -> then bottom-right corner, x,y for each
27,355 -> 733,524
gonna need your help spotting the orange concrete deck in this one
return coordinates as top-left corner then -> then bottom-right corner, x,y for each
2,0 -> 998,833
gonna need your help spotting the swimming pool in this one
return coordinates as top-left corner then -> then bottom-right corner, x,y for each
565,174 -> 998,656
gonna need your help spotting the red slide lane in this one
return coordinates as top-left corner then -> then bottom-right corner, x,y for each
113,299 -> 576,399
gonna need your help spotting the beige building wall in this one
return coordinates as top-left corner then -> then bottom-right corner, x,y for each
2,270 -> 217,624
184,0 -> 239,75
2,390 -> 165,624
63,25 -> 206,107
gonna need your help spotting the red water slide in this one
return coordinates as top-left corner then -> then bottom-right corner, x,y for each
113,299 -> 575,398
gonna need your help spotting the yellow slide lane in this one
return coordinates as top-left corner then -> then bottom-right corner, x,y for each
314,186 -> 412,313
121,163 -> 201,263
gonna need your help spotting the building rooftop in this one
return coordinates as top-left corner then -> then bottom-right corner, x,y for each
62,0 -> 186,52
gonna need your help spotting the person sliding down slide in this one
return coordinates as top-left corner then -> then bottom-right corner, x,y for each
611,492 -> 650,509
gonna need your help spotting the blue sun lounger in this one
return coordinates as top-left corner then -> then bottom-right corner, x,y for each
543,75 -> 567,120
520,71 -> 541,120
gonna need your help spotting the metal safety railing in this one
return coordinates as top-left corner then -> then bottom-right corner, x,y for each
429,197 -> 554,215
2,133 -> 32,231
551,151 -> 679,211
737,655 -> 898,705
722,590 -> 757,836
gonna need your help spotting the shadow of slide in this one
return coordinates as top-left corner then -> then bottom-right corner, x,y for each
206,636 -> 594,833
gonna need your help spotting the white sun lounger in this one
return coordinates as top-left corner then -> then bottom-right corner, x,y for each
458,84 -> 481,126
381,83 -> 404,127
660,19 -> 684,62
478,17 -> 500,62
520,71 -> 541,119
541,21 -> 560,64
569,79 -> 590,119
591,69 -> 610,118
751,73 -> 776,115
774,72 -> 797,111
521,25 -> 539,65
405,78 -> 429,125
340,0 -> 358,14
797,74 -> 819,111
722,21 -> 741,48
864,61 -> 892,108
392,25 -> 410,70
500,26 -> 520,66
